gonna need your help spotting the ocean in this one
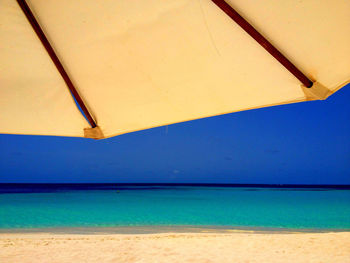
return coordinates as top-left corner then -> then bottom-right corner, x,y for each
0,184 -> 350,230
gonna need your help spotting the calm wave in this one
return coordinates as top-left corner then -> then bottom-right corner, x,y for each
0,184 -> 349,229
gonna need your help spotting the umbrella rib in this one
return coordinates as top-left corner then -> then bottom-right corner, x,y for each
16,0 -> 97,128
211,0 -> 313,88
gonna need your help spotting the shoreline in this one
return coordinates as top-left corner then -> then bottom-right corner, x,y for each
1,225 -> 349,235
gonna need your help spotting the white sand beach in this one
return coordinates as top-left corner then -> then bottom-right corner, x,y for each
1,231 -> 350,263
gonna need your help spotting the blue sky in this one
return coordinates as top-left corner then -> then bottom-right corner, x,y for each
0,84 -> 349,184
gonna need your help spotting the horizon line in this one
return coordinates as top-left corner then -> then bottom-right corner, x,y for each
0,183 -> 350,189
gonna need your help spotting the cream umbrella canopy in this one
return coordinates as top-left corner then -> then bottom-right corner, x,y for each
1,0 -> 349,139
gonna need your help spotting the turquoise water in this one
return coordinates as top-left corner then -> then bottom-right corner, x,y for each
0,186 -> 350,229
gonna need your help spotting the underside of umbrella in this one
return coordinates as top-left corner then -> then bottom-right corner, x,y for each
1,0 -> 349,139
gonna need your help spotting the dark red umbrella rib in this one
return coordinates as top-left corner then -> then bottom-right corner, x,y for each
16,0 -> 97,128
211,0 -> 313,88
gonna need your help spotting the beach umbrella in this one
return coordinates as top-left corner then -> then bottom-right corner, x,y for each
1,0 -> 349,139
